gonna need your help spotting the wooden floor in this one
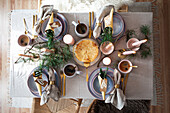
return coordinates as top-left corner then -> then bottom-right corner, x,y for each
0,0 -> 169,113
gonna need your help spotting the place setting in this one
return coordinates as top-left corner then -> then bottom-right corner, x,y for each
11,2 -> 153,111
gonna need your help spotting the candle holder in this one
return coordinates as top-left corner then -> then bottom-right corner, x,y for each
118,49 -> 127,59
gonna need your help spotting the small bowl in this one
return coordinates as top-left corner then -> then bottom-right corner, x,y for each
27,72 -> 49,94
18,34 -> 32,47
127,38 -> 140,51
118,59 -> 133,74
100,41 -> 114,55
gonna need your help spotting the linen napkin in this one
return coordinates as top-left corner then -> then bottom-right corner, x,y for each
40,68 -> 61,106
93,5 -> 114,38
105,69 -> 126,110
34,5 -> 57,34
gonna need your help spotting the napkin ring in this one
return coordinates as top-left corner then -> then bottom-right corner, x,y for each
96,23 -> 101,27
115,84 -> 119,88
50,81 -> 55,85
39,19 -> 44,24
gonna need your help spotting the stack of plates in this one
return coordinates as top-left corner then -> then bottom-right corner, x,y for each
27,67 -> 61,97
39,13 -> 68,41
93,12 -> 125,42
88,67 -> 115,100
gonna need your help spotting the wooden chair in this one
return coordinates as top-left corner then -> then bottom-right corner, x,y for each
31,98 -> 84,113
118,5 -> 129,12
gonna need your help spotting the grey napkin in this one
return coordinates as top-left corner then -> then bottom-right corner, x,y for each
93,5 -> 114,38
105,69 -> 126,110
34,5 -> 58,34
40,68 -> 61,106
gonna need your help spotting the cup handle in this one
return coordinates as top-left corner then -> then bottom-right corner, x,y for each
72,21 -> 78,26
76,71 -> 82,75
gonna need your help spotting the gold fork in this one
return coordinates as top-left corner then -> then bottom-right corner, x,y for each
60,71 -> 65,96
84,62 -> 90,82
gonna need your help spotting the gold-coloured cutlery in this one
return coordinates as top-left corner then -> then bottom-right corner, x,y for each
84,62 -> 90,82
89,12 -> 92,39
123,73 -> 129,94
60,71 -> 64,96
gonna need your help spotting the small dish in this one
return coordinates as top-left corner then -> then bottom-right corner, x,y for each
127,38 -> 140,51
100,41 -> 114,55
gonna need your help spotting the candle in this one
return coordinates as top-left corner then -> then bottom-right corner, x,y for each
41,48 -> 54,53
132,39 -> 147,47
103,57 -> 111,65
122,51 -> 136,55
63,34 -> 75,45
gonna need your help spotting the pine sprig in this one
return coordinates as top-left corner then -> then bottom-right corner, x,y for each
126,30 -> 136,42
99,67 -> 108,79
100,27 -> 113,44
16,29 -> 72,71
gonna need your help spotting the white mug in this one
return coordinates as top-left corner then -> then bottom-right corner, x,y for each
72,21 -> 89,38
63,63 -> 81,78
118,59 -> 133,74
18,34 -> 32,47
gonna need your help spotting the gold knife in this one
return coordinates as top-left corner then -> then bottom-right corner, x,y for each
89,12 -> 92,39
123,73 -> 129,94
63,73 -> 66,96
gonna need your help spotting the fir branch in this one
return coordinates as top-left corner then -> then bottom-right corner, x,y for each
100,27 -> 113,44
126,30 -> 136,42
140,25 -> 151,37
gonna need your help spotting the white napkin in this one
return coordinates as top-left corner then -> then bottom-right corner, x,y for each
34,5 -> 57,35
105,69 -> 126,110
93,5 -> 114,38
40,68 -> 61,106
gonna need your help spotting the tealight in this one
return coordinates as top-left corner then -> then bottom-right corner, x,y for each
103,57 -> 111,65
132,39 -> 147,47
122,51 -> 136,55
63,34 -> 75,45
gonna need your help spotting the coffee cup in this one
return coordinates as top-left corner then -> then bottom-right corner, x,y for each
118,59 -> 133,74
63,63 -> 81,78
18,34 -> 32,47
72,21 -> 89,38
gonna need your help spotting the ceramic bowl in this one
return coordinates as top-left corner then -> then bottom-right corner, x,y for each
127,38 -> 140,51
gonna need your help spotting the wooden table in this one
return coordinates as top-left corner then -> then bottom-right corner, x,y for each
10,10 -> 153,100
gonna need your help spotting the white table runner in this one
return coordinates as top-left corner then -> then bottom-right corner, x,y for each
10,10 -> 153,102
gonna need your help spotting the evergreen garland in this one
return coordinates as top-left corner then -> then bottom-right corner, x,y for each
15,29 -> 72,75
